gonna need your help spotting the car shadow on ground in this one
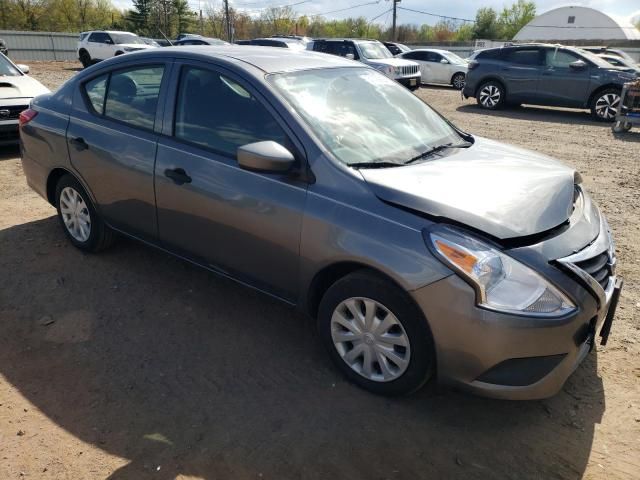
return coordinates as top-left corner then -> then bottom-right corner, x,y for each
0,216 -> 606,480
455,103 -> 610,127
0,145 -> 20,161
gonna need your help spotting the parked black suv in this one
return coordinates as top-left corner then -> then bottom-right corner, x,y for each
463,44 -> 637,121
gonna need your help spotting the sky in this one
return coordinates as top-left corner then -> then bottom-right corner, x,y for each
112,0 -> 640,26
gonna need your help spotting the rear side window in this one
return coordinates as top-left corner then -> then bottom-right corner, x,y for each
104,66 -> 164,130
174,67 -> 288,157
84,74 -> 108,114
504,49 -> 542,65
475,49 -> 501,60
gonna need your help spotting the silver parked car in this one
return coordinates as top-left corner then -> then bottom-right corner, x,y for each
20,47 -> 622,400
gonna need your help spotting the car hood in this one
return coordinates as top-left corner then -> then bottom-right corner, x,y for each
0,75 -> 50,99
117,43 -> 155,49
360,137 -> 576,240
366,58 -> 418,67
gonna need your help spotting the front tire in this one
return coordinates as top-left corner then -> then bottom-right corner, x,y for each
591,88 -> 621,122
318,270 -> 435,396
55,174 -> 114,252
476,80 -> 505,110
452,72 -> 466,90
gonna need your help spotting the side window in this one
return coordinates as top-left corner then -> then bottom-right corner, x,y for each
103,66 -> 164,130
546,49 -> 580,68
174,67 -> 288,158
505,49 -> 542,65
88,32 -> 104,43
84,74 -> 108,114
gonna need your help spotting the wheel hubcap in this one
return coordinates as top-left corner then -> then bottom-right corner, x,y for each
479,85 -> 500,107
331,297 -> 411,383
60,186 -> 91,242
454,75 -> 465,89
595,93 -> 620,120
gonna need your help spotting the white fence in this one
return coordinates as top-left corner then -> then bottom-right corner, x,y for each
0,30 -> 78,61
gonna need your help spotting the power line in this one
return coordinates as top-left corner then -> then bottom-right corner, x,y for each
397,6 -> 474,24
307,1 -> 381,18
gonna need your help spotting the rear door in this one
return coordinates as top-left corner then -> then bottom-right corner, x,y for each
154,62 -> 308,301
67,61 -> 170,242
539,48 -> 592,108
402,51 -> 430,82
499,47 -> 544,102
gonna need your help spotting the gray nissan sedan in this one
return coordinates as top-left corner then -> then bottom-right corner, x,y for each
20,47 -> 622,400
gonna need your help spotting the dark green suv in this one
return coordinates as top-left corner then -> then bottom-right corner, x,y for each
463,43 -> 637,121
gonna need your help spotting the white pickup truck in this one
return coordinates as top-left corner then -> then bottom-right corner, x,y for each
77,31 -> 156,68
309,38 -> 421,90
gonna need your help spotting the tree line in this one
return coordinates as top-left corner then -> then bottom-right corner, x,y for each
6,0 -> 631,44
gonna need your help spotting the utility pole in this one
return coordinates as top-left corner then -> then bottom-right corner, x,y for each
224,0 -> 232,43
392,0 -> 400,41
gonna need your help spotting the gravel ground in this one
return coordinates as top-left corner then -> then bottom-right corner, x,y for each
0,61 -> 639,480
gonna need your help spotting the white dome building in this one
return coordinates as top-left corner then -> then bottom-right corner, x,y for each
514,6 -> 640,41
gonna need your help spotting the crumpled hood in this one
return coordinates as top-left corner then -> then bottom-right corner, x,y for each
367,57 -> 418,68
360,136 -> 576,239
0,75 -> 50,99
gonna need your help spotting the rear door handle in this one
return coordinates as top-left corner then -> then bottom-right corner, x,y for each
70,137 -> 88,150
164,168 -> 192,185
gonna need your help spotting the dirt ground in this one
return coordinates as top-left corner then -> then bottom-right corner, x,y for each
0,61 -> 639,480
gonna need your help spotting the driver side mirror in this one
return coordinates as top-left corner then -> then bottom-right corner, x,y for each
345,53 -> 355,60
440,58 -> 449,64
569,60 -> 587,70
17,64 -> 30,74
237,141 -> 295,173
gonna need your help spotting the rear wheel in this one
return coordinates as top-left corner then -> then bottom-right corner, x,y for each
476,80 -> 505,110
55,175 -> 114,252
79,49 -> 91,68
452,72 -> 466,90
318,270 -> 435,396
591,88 -> 621,122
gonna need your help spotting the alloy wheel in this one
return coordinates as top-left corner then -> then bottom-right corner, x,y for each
59,186 -> 91,242
330,297 -> 411,382
594,93 -> 620,120
479,84 -> 501,108
453,74 -> 465,90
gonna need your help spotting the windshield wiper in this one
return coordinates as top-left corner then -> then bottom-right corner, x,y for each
349,161 -> 404,169
404,142 -> 471,165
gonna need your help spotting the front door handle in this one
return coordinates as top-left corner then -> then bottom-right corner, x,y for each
164,168 -> 192,185
70,137 -> 88,150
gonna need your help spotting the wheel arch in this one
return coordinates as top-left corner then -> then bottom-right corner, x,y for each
587,83 -> 622,109
450,71 -> 466,84
474,76 -> 507,98
46,167 -> 96,208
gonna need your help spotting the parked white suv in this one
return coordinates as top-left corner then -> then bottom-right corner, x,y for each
396,49 -> 468,89
309,39 -> 421,90
77,31 -> 157,68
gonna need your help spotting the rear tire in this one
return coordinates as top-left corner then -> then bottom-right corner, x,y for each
476,80 -> 505,110
79,49 -> 91,69
317,270 -> 435,396
591,88 -> 621,122
451,72 -> 466,90
55,174 -> 114,252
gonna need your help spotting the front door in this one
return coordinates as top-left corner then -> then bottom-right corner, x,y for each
538,48 -> 592,108
154,63 -> 308,301
67,62 -> 168,241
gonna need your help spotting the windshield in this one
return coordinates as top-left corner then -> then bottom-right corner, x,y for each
444,52 -> 467,64
111,33 -> 145,45
359,42 -> 392,60
0,54 -> 21,76
268,67 -> 462,166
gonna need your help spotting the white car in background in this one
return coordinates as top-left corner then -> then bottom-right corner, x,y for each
77,31 -> 157,68
0,53 -> 49,146
396,48 -> 468,89
597,54 -> 640,75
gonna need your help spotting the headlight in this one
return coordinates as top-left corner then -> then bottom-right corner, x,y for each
394,66 -> 402,75
376,65 -> 394,76
427,226 -> 575,317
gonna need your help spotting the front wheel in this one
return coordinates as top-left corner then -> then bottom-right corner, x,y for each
318,270 -> 435,396
476,80 -> 505,110
591,88 -> 621,122
79,50 -> 91,68
55,175 -> 114,252
452,72 -> 466,90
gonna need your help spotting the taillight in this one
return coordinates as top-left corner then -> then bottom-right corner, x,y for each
468,60 -> 479,70
19,108 -> 38,127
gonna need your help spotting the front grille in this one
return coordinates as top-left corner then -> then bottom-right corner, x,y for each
401,65 -> 419,76
0,105 -> 28,120
573,251 -> 612,290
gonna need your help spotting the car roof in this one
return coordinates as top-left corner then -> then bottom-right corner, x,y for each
314,38 -> 380,43
122,46 -> 359,73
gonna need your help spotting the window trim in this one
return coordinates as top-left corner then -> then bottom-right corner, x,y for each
79,61 -> 170,135
165,60 -> 308,174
